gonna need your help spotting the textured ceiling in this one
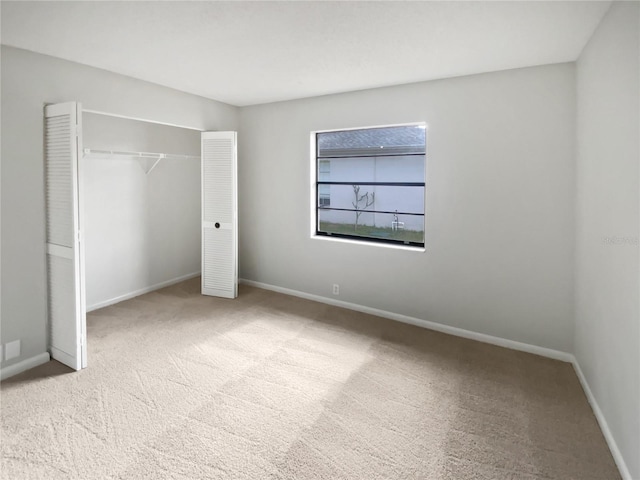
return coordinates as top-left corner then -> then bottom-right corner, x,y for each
1,1 -> 611,106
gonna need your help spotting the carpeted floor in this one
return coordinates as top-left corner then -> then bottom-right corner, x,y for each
1,278 -> 620,479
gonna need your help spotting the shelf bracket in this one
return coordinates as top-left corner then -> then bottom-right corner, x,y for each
146,155 -> 164,175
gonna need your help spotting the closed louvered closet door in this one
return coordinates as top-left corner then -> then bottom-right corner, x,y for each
44,102 -> 87,370
201,131 -> 238,298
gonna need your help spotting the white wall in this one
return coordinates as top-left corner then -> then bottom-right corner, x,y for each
83,114 -> 201,309
0,46 -> 238,369
239,63 -> 576,352
575,2 -> 639,478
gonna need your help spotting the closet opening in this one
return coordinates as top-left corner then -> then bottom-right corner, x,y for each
82,112 -> 203,313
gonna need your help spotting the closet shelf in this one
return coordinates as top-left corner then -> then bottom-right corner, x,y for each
83,148 -> 200,160
83,148 -> 200,175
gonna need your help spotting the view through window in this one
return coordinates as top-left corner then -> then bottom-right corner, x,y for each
315,124 -> 426,247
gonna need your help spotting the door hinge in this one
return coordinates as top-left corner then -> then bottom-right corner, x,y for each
74,124 -> 82,137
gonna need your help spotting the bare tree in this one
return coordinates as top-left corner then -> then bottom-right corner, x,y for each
352,185 -> 375,229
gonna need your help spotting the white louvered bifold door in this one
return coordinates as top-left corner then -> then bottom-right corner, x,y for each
45,102 -> 87,370
201,131 -> 238,298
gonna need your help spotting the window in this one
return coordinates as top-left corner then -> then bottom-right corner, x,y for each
314,124 -> 426,247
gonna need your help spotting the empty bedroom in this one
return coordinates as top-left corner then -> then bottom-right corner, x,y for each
1,1 -> 638,479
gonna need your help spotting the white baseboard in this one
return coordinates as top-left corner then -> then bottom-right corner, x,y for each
1,352 -> 51,381
239,279 -> 573,363
240,278 -> 631,479
87,271 -> 201,312
571,360 -> 632,480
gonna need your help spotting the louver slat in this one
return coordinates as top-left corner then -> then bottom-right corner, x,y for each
203,228 -> 233,293
203,139 -> 233,224
45,115 -> 73,247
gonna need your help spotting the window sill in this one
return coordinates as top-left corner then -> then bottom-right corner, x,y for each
311,234 -> 425,252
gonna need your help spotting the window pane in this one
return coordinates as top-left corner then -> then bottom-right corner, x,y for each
318,155 -> 424,184
318,125 -> 426,157
318,210 -> 424,244
317,184 -> 424,216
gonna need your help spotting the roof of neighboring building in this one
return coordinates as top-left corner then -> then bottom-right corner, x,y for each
318,125 -> 425,157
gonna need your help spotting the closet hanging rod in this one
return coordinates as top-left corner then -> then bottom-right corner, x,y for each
83,148 -> 200,160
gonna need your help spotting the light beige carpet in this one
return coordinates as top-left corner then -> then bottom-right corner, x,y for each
1,278 -> 620,479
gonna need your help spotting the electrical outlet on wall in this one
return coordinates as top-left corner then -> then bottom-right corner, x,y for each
5,340 -> 20,360
332,284 -> 340,295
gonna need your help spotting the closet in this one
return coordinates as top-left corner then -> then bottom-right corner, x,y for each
83,112 -> 202,309
43,102 -> 237,371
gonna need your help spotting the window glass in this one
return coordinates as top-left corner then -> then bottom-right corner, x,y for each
315,125 -> 426,247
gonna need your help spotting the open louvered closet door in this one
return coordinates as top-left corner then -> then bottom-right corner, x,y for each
44,102 -> 87,370
201,132 -> 238,299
